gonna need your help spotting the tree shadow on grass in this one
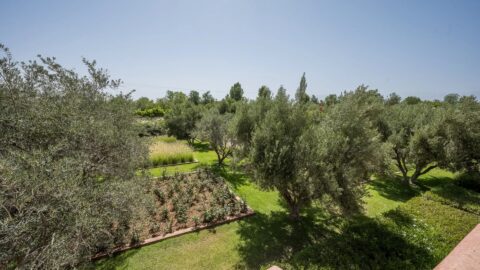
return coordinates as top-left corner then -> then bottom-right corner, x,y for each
418,175 -> 453,189
91,248 -> 139,270
211,165 -> 249,189
191,141 -> 211,152
235,211 -> 326,269
236,209 -> 435,270
369,175 -> 421,202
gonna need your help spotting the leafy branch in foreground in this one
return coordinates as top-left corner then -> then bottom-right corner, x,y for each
0,44 -> 151,269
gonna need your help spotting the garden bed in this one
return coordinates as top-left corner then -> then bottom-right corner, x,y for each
93,170 -> 254,259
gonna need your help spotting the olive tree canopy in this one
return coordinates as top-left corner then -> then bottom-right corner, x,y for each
0,45 -> 151,269
251,86 -> 385,219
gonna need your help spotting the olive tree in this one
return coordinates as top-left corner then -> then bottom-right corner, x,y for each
230,87 -> 273,154
165,100 -> 202,144
195,109 -> 235,165
384,103 -> 447,184
251,86 -> 384,219
444,97 -> 480,173
228,82 -> 244,101
0,45 -> 151,268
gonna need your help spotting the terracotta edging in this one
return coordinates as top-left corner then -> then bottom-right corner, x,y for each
434,223 -> 480,270
92,209 -> 255,260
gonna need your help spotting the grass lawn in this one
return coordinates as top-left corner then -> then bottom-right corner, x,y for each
96,152 -> 480,270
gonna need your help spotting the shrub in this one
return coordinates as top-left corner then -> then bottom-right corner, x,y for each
192,216 -> 200,227
130,231 -> 141,246
135,106 -> 165,117
154,189 -> 165,204
176,206 -> 188,224
138,118 -> 167,136
166,221 -> 173,233
203,209 -> 214,223
161,207 -> 169,221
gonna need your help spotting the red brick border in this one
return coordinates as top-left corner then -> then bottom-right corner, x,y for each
434,224 -> 480,270
92,208 -> 255,260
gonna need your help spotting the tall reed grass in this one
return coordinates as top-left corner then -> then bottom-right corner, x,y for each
149,138 -> 194,166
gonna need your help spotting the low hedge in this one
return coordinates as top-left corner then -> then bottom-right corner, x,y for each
150,152 -> 195,166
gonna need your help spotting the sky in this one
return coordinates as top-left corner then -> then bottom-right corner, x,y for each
1,0 -> 479,100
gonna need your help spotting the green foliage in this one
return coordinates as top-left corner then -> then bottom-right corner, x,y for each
0,45 -> 151,268
403,96 -> 422,105
383,103 -> 448,184
324,94 -> 338,106
150,152 -> 195,166
135,106 -> 165,117
138,118 -> 167,136
135,97 -> 155,110
443,99 -> 480,173
148,138 -> 194,166
257,85 -> 272,99
154,189 -> 166,204
228,82 -> 244,101
294,72 -> 309,103
189,90 -> 201,105
164,101 -> 202,143
157,136 -> 177,143
201,91 -> 215,105
251,86 -> 385,219
444,93 -> 460,104
229,103 -> 256,153
195,109 -> 235,165
385,92 -> 401,105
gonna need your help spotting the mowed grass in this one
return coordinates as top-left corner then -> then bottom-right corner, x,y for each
148,137 -> 194,166
97,157 -> 480,270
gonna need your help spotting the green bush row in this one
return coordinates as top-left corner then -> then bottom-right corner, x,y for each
135,107 -> 165,117
149,152 -> 195,166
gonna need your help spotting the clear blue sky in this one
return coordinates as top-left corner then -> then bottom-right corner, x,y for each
1,0 -> 479,100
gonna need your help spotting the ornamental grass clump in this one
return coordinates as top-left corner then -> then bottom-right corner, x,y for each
148,139 -> 194,166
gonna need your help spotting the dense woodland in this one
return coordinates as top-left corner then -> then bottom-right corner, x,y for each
1,46 -> 480,269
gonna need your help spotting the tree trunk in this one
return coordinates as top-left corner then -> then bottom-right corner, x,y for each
288,203 -> 301,220
215,149 -> 225,165
409,164 -> 437,186
394,149 -> 409,185
410,170 -> 421,185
